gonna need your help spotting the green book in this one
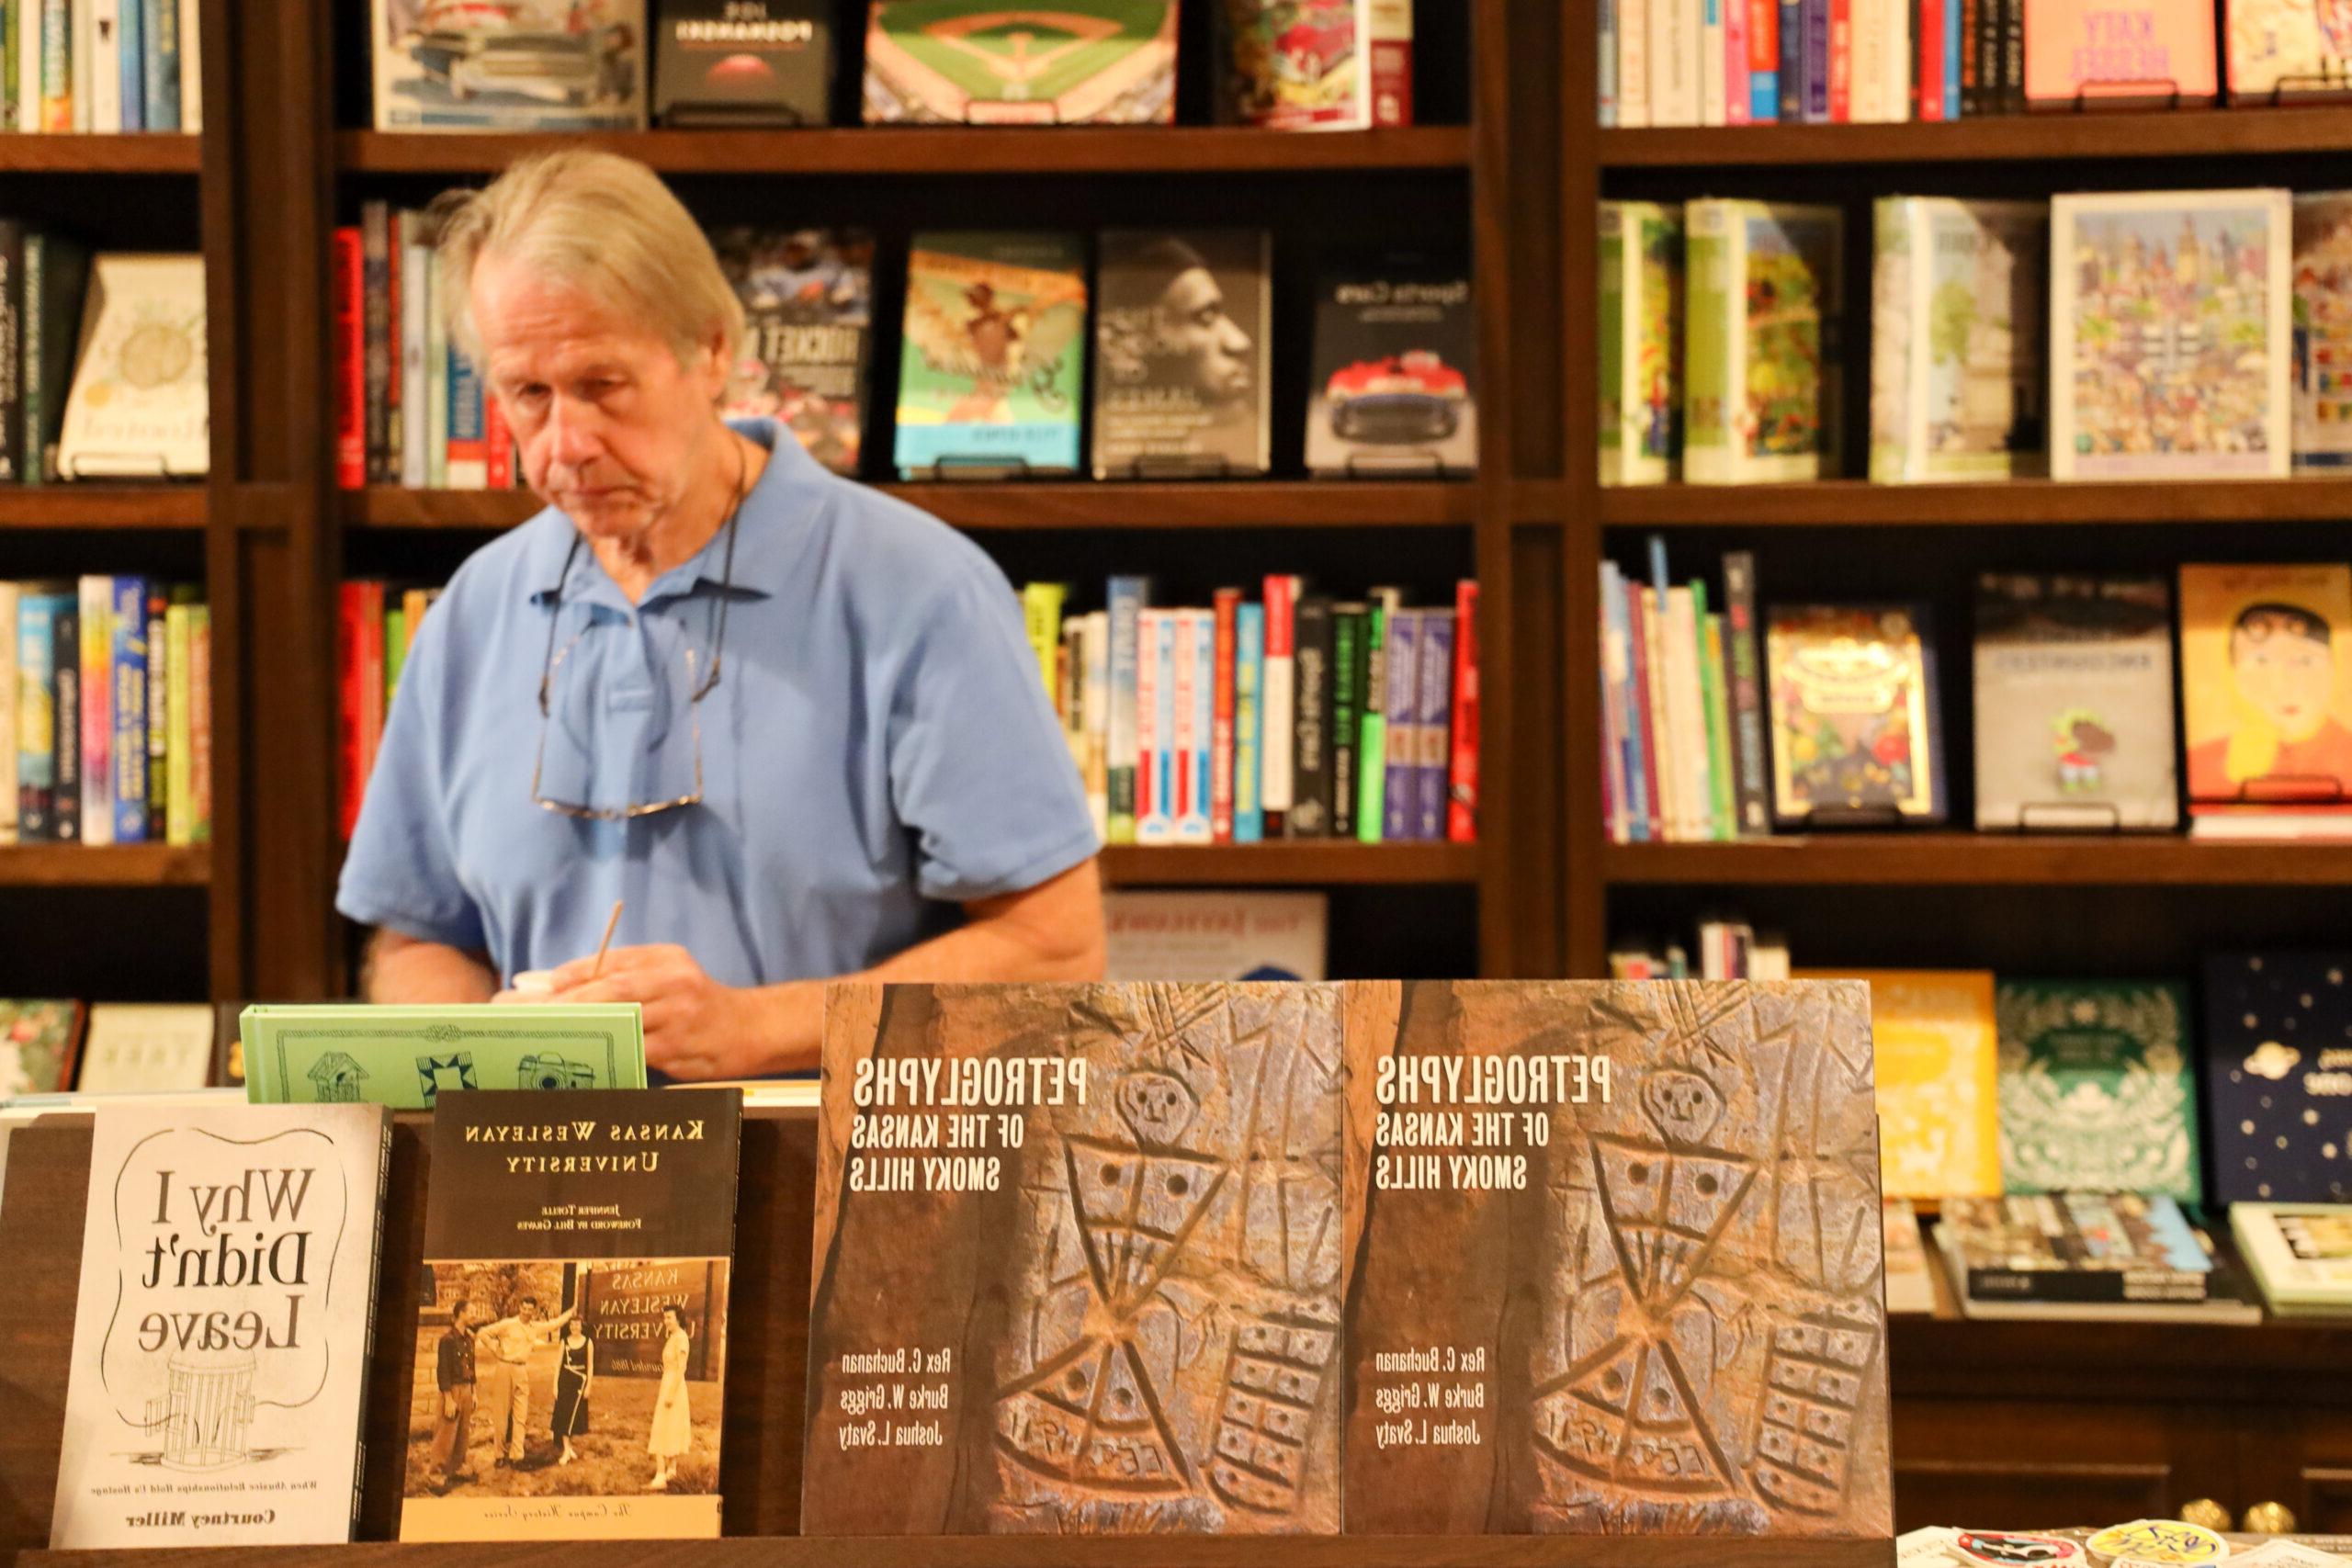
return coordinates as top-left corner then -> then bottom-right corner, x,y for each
1356,596 -> 1393,842
1996,980 -> 2200,1202
241,1003 -> 648,1109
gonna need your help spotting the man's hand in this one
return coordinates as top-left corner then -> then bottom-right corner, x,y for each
518,943 -> 778,1080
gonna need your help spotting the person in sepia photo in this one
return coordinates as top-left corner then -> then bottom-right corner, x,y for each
648,1303 -> 694,1489
551,1311 -> 594,1467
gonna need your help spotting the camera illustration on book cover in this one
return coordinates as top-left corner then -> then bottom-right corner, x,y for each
654,0 -> 832,125
1092,231 -> 1273,479
1765,604 -> 1944,828
714,227 -> 874,477
370,0 -> 649,130
238,1004 -> 649,1109
399,1088 -> 741,1541
2204,953 -> 2352,1204
862,0 -> 1178,124
894,232 -> 1088,478
50,1101 -> 393,1550
1305,253 -> 1477,477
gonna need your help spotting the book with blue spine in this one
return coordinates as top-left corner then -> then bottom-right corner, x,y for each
1415,609 -> 1453,840
1105,575 -> 1148,844
142,0 -> 180,130
1751,8 -> 1777,118
116,0 -> 141,130
108,574 -> 147,843
1382,607 -> 1419,841
1234,602 -> 1264,842
15,583 -> 66,840
1137,608 -> 1176,844
447,345 -> 486,487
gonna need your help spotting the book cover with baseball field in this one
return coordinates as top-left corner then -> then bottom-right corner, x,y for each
863,1 -> 1178,123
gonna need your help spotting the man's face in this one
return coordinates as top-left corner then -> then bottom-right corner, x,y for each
472,254 -> 729,546
1155,265 -> 1252,404
519,1300 -> 540,1323
2233,616 -> 2337,740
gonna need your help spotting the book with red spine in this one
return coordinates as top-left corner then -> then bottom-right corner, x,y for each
484,389 -> 513,490
1919,0 -> 1944,118
1829,0 -> 1854,118
332,226 -> 364,491
1211,586 -> 1240,843
335,582 -> 368,840
1727,0 -> 1753,121
1447,579 -> 1479,843
1260,572 -> 1300,838
1750,0 -> 1780,114
1369,0 -> 1414,126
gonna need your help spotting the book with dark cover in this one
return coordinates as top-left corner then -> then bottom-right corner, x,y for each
713,226 -> 873,477
1306,253 -> 1477,477
1344,979 -> 1892,1537
655,0 -> 832,126
804,981 -> 1345,1534
51,1101 -> 393,1548
1289,597 -> 1336,838
1092,231 -> 1272,479
52,594 -> 79,841
2205,953 -> 2352,1204
21,231 -> 90,485
362,202 -> 391,482
0,220 -> 22,483
1720,552 -> 1769,836
1936,1191 -> 2212,1306
401,1088 -> 741,1541
1329,603 -> 1364,839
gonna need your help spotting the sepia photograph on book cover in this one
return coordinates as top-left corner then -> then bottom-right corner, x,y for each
1305,254 -> 1477,478
1218,0 -> 1370,130
1972,573 -> 2178,830
2051,189 -> 2292,480
804,981 -> 1346,1534
862,0 -> 1178,124
2203,953 -> 2352,1204
653,0 -> 832,125
50,1101 -> 393,1550
1343,980 -> 1891,1538
2179,562 -> 2352,807
1765,604 -> 1944,828
1093,231 -> 1272,479
369,0 -> 649,131
2295,193 -> 2352,468
895,232 -> 1088,478
398,1088 -> 741,1541
714,227 -> 873,477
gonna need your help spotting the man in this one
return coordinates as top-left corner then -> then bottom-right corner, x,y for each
336,152 -> 1104,1078
474,1295 -> 572,1468
1137,238 -> 1255,410
428,1297 -> 479,1492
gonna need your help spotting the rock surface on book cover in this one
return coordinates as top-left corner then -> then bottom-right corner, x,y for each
863,0 -> 1177,124
1344,979 -> 1891,1538
51,1101 -> 393,1549
804,981 -> 1345,1533
2205,953 -> 2352,1203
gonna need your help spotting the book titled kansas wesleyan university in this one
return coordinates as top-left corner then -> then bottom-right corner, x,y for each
804,981 -> 1347,1533
398,1089 -> 741,1542
1343,980 -> 1893,1538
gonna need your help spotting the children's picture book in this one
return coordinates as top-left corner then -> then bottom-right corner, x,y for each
370,0 -> 649,130
2179,562 -> 2352,807
1304,252 -> 1477,476
1870,197 -> 2046,482
0,998 -> 84,1095
1973,573 -> 2179,830
1599,201 -> 1682,486
1996,980 -> 2201,1202
1092,231 -> 1273,479
2227,0 -> 2352,98
1765,604 -> 1944,827
2051,189 -> 2293,480
2203,953 -> 2352,1204
2294,193 -> 2352,468
1792,969 -> 2002,1201
894,232 -> 1088,479
1218,0 -> 1371,130
862,0 -> 1178,124
2024,0 -> 2219,103
1684,200 -> 1844,483
712,227 -> 874,477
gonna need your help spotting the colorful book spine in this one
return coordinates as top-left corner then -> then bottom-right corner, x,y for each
1622,0 -> 1652,125
16,589 -> 57,840
143,0 -> 179,130
1417,608 -> 1454,840
1211,587 -> 1239,844
1703,0 -> 1727,125
1105,576 -> 1147,843
0,581 -> 14,844
1383,607 -> 1420,842
164,600 -> 192,846
1081,608 -> 1109,841
1356,598 -> 1391,842
446,346 -> 487,488
109,575 -> 147,843
1777,0 -> 1801,115
1290,596 -> 1333,838
1176,606 -> 1211,845
187,604 -> 209,840
1150,609 -> 1178,844
1330,603 -> 1363,840
77,575 -> 111,845
1804,0 -> 1831,118
1260,572 -> 1298,836
1722,549 -> 1770,835
1447,580 -> 1479,842
1233,602 -> 1264,844
51,593 -> 76,841
116,0 -> 141,130
1020,581 -> 1067,703
333,226 -> 364,490
143,584 -> 168,827
1750,0 -> 1779,116
37,0 -> 62,130
1133,607 -> 1164,845
1599,564 -> 1636,843
361,202 -> 390,483
1703,611 -> 1737,840
1724,0 -> 1749,124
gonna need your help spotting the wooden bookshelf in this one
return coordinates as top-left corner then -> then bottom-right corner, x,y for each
1100,841 -> 1479,887
20,1541 -> 1893,1567
0,486 -> 208,529
0,843 -> 209,887
1601,835 -> 2352,887
1599,105 -> 2352,166
1597,476 -> 2352,527
0,132 -> 201,174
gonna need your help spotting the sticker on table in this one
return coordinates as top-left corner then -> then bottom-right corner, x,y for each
2087,1520 -> 2231,1565
1958,1531 -> 2086,1564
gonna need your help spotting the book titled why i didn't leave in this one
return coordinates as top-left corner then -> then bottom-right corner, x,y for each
51,1101 -> 394,1550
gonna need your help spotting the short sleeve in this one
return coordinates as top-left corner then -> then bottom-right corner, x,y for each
334,600 -> 489,953
887,565 -> 1101,903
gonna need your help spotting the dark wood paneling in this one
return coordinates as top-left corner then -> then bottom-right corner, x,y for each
0,844 -> 210,886
1099,842 -> 1478,887
0,134 -> 201,173
0,488 -> 208,528
0,1124 -> 92,1555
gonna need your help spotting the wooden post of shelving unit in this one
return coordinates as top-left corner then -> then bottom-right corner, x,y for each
1557,0 -> 1606,979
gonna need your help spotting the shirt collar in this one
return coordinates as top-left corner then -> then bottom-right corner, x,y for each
525,417 -> 826,607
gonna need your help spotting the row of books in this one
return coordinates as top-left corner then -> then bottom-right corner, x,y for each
1025,577 -> 1477,845
41,978 -> 1904,1546
2,578 -> 210,846
1601,189 -> 2345,487
1600,0 -> 2347,127
0,998 -> 219,1096
372,0 -> 1414,134
1595,952 -> 2349,1212
336,209 -> 1477,490
0,243 -> 207,482
0,0 -> 201,133
1602,548 -> 2352,841
336,581 -> 437,842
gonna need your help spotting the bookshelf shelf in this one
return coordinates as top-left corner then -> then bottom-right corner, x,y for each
1597,476 -> 2352,528
0,486 -> 207,529
17,1541 -> 1892,1568
336,127 -> 1474,178
1100,841 -> 1478,886
347,482 -> 1480,532
0,132 -> 201,174
1597,105 -> 2352,167
1890,1314 -> 2352,1406
1600,835 -> 2352,887
0,843 -> 209,887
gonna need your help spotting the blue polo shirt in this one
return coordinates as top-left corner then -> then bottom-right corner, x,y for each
335,418 -> 1099,994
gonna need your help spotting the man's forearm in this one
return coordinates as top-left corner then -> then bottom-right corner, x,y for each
363,929 -> 499,1003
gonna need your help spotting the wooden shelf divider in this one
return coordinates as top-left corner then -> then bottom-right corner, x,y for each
0,843 -> 210,887
1598,475 -> 2352,527
1100,841 -> 1478,887
0,486 -> 208,530
1601,834 -> 2352,887
1599,105 -> 2352,166
0,132 -> 201,174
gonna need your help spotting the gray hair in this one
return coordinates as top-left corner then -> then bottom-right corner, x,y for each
427,150 -> 745,372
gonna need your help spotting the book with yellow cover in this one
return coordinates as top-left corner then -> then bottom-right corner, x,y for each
1795,968 -> 2000,1201
2180,563 -> 2352,818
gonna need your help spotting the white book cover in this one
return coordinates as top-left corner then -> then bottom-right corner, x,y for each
50,1100 -> 392,1549
1619,0 -> 1652,126
1173,607 -> 1212,844
400,224 -> 429,489
1701,0 -> 1726,124
2233,1202 -> 2352,1309
370,0 -> 646,131
1663,584 -> 1713,840
1871,197 -> 2047,482
60,254 -> 209,479
1850,0 -> 1887,121
2051,188 -> 2293,480
1649,0 -> 1700,123
180,0 -> 202,131
1136,608 -> 1173,844
75,1003 -> 218,1093
89,0 -> 120,133
72,0 -> 93,131
1102,889 -> 1329,981
1684,199 -> 1844,482
1261,573 -> 1298,820
1081,608 -> 1110,841
1884,0 -> 1912,122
